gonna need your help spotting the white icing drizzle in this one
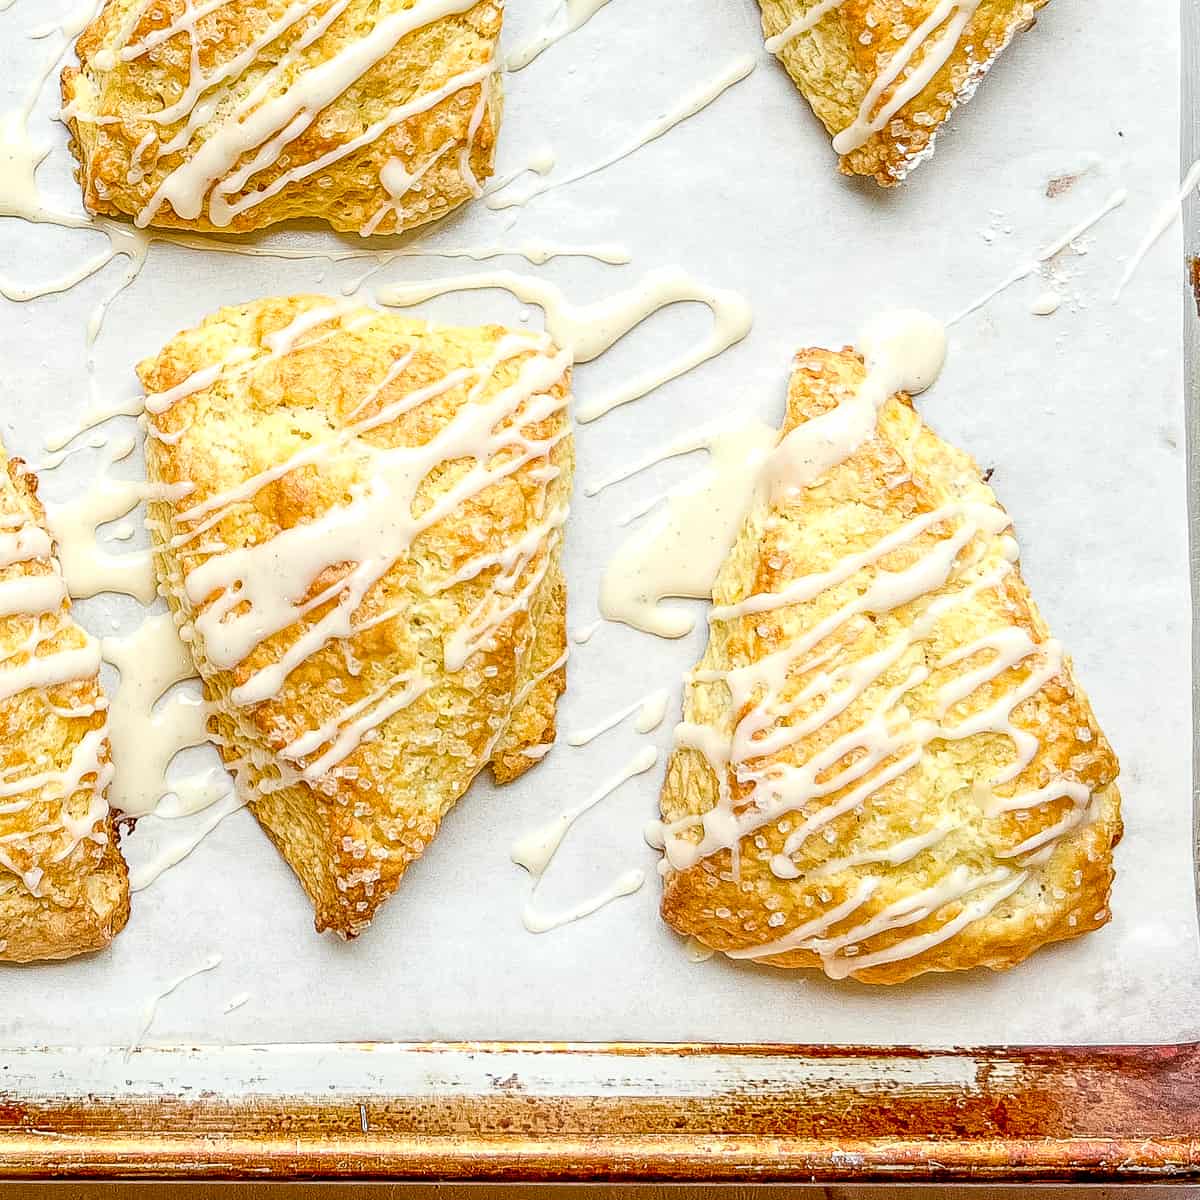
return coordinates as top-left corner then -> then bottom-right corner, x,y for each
1113,158 -> 1200,301
952,189 -> 1127,325
128,952 -> 222,1055
481,145 -> 555,196
379,268 -> 753,423
223,991 -> 251,1014
339,239 -> 633,297
570,618 -> 603,645
506,0 -> 612,71
512,746 -> 658,876
47,474 -> 184,603
652,312 -> 1100,978
127,789 -> 248,892
725,867 -> 1027,979
831,0 -> 981,155
158,328 -> 568,710
0,481 -> 114,897
486,56 -> 756,210
764,0 -> 845,53
520,869 -> 645,934
598,421 -> 776,638
101,613 -> 229,820
0,28 -> 151,325
511,746 -> 656,933
75,0 -> 490,229
1030,289 -> 1061,316
566,688 -> 670,747
140,305 -> 571,816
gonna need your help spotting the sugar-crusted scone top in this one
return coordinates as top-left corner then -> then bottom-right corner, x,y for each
62,0 -> 502,235
658,344 -> 1121,984
760,0 -> 1048,184
0,448 -> 129,963
139,296 -> 573,936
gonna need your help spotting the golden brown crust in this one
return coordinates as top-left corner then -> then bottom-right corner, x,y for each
62,0 -> 502,235
489,566 -> 566,785
141,295 -> 572,938
759,0 -> 1048,184
0,454 -> 129,964
659,347 -> 1121,984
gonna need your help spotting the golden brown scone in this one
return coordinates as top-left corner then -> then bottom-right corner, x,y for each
140,295 -> 572,937
62,0 -> 503,235
657,341 -> 1121,984
759,0 -> 1047,184
0,448 -> 129,963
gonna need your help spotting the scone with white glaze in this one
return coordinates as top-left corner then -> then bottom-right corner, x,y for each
0,447 -> 129,963
62,0 -> 502,235
759,0 -> 1048,184
657,320 -> 1121,984
140,295 -> 571,937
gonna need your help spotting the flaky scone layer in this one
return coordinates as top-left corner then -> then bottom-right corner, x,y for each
659,348 -> 1121,984
140,295 -> 571,937
0,451 -> 129,963
63,0 -> 502,235
759,0 -> 1047,184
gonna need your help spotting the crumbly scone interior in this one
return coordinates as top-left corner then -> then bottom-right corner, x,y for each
0,447 -> 129,963
62,0 -> 503,234
658,344 -> 1121,984
758,0 -> 1048,184
141,295 -> 572,937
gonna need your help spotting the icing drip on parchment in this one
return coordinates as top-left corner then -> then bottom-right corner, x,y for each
566,688 -> 670,747
487,56 -> 755,210
505,0 -> 612,71
951,188 -> 1128,324
102,613 -> 216,820
511,745 -> 656,932
650,311 -> 1103,980
595,421 -> 776,638
128,952 -> 222,1056
378,268 -> 753,423
1113,159 -> 1200,301
103,614 -> 245,894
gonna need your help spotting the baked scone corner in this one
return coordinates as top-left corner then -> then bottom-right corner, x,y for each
758,0 -> 1049,185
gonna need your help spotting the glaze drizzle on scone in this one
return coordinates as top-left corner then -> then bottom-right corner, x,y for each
759,0 -> 1047,184
0,449 -> 130,963
62,0 -> 503,234
655,312 -> 1121,984
140,296 -> 573,937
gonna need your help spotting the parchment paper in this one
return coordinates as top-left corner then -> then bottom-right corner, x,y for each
0,0 -> 1195,1048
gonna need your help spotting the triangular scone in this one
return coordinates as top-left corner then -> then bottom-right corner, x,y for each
658,341 -> 1121,984
0,448 -> 129,962
62,0 -> 502,235
140,296 -> 572,937
759,0 -> 1047,184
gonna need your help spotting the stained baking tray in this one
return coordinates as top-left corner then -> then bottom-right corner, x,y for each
3,0 -> 1200,1183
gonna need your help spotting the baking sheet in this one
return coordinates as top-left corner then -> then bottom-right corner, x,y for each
0,0 -> 1196,1049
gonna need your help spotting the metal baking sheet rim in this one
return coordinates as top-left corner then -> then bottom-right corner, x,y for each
2,1042 -> 1200,1181
2,3 -> 1199,1186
